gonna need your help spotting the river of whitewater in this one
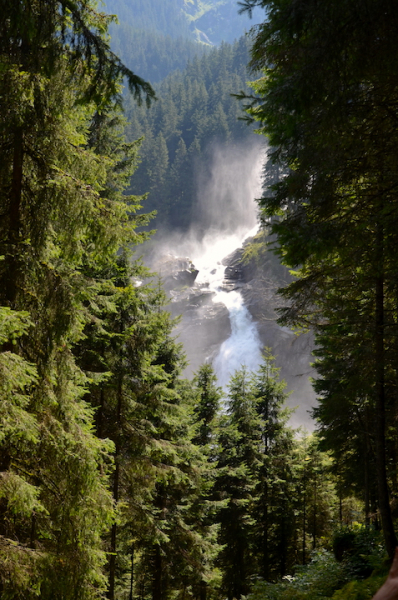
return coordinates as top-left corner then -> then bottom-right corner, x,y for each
191,225 -> 263,390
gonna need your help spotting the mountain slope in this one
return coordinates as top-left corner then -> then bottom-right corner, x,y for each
123,36 -> 257,230
105,0 -> 263,45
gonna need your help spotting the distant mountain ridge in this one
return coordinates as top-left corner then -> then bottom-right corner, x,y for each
181,0 -> 262,44
104,0 -> 263,46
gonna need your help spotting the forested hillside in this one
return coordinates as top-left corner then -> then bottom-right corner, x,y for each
105,0 -> 260,231
2,1 -> 398,600
109,27 -> 209,84
124,36 -> 256,229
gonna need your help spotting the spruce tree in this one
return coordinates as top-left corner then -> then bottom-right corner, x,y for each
190,364 -> 223,600
0,0 -> 154,595
242,0 -> 398,558
251,351 -> 296,579
215,367 -> 261,600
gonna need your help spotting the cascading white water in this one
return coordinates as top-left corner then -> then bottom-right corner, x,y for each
186,143 -> 265,390
213,290 -> 263,390
192,224 -> 263,391
148,140 -> 316,426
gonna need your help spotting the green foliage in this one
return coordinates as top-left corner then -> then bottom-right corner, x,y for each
0,0 -> 156,597
249,550 -> 347,600
192,363 -> 222,448
242,232 -> 268,266
243,0 -> 398,558
215,366 -> 262,599
244,516 -> 387,600
213,356 -> 337,595
333,526 -> 385,580
330,576 -> 385,600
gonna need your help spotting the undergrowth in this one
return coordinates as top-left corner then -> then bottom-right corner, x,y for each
248,526 -> 388,600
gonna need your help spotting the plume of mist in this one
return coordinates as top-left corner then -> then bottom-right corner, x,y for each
192,139 -> 265,236
142,139 -> 265,271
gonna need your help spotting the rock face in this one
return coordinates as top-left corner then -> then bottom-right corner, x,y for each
180,0 -> 263,45
151,242 -> 316,428
221,243 -> 316,428
159,258 -> 232,375
155,255 -> 199,291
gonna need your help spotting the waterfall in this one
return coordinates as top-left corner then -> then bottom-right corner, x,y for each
213,290 -> 263,390
192,224 -> 263,390
146,140 -> 316,426
152,140 -> 266,391
187,142 -> 265,389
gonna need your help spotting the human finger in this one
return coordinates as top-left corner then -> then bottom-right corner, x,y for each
388,547 -> 398,580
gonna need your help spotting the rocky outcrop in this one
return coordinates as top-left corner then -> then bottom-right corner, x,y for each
155,255 -> 199,292
149,253 -> 231,370
223,246 -> 257,285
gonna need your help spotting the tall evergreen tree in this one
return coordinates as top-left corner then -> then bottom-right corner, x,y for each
190,364 -> 223,600
242,0 -> 398,557
251,351 -> 296,580
215,367 -> 261,600
192,364 -> 222,448
0,0 -> 154,595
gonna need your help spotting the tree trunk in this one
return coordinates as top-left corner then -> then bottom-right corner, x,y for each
312,473 -> 317,550
364,449 -> 370,526
364,402 -> 372,526
5,127 -> 24,306
199,580 -> 206,600
108,459 -> 119,600
108,376 -> 123,599
302,481 -> 306,564
129,545 -> 135,600
279,511 -> 287,577
152,545 -> 162,600
374,223 -> 397,558
261,477 -> 269,580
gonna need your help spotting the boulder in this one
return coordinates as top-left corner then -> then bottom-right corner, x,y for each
153,254 -> 199,291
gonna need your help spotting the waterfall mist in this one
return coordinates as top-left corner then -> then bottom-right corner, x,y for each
193,140 -> 263,237
150,139 -> 265,263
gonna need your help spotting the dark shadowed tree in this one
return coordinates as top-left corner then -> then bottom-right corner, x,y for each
242,0 -> 398,558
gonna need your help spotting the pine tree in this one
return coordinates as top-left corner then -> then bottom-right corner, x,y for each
190,364 -> 223,600
215,367 -> 262,600
192,364 -> 222,448
251,351 -> 296,579
242,0 -> 398,558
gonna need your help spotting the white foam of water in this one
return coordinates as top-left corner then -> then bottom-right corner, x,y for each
213,290 -> 263,390
168,141 -> 266,392
194,223 -> 259,287
189,222 -> 263,392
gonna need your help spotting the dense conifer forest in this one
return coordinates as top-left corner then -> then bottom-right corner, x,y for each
1,1 -> 398,600
124,36 -> 256,229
